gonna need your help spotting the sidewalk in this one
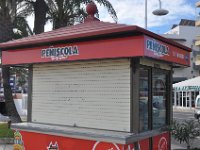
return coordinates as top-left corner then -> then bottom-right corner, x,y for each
0,144 -> 12,150
0,138 -> 13,150
171,136 -> 200,150
173,106 -> 195,113
171,137 -> 186,150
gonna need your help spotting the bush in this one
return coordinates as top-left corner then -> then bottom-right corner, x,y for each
0,123 -> 14,138
170,120 -> 200,150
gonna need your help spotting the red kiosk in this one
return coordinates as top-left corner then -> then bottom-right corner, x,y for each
0,2 -> 190,150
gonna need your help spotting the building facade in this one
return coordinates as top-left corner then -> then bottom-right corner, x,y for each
195,1 -> 200,66
162,19 -> 200,83
162,19 -> 200,109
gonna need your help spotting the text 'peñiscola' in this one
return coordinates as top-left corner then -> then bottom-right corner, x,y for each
41,46 -> 79,58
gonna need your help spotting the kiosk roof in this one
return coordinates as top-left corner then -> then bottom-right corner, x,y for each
0,21 -> 191,52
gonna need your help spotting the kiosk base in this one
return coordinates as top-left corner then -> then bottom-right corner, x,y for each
12,123 -> 169,150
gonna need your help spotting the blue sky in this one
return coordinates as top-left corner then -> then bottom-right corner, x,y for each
27,0 -> 199,34
150,0 -> 198,33
97,0 -> 198,34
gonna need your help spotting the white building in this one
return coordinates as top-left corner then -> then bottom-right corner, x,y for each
162,19 -> 200,83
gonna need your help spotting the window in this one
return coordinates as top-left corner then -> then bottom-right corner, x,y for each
152,70 -> 167,129
139,67 -> 169,131
139,68 -> 149,131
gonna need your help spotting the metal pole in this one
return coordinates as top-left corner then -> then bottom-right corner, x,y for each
186,91 -> 188,107
158,0 -> 161,9
182,91 -> 183,107
189,91 -> 192,108
145,0 -> 147,29
174,91 -> 177,107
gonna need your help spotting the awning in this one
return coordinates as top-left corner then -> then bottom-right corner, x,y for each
173,76 -> 200,91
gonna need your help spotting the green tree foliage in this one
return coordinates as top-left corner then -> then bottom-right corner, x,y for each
24,0 -> 117,33
171,120 -> 200,150
46,0 -> 117,29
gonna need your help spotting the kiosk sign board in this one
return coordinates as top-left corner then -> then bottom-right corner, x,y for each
1,36 -> 143,65
2,36 -> 190,66
144,36 -> 190,66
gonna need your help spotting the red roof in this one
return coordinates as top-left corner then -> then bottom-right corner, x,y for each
0,21 -> 191,52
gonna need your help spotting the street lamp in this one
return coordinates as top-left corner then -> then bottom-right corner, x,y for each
145,0 -> 169,29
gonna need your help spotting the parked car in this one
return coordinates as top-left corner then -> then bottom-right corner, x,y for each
194,95 -> 200,122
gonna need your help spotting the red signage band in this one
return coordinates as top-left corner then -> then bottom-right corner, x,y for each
144,36 -> 190,66
2,36 -> 144,65
2,35 -> 190,66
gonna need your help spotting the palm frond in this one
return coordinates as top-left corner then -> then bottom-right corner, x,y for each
94,0 -> 117,22
17,1 -> 33,17
45,0 -> 57,11
46,0 -> 117,29
13,16 -> 33,39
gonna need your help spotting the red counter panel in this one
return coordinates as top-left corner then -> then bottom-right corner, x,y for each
13,130 -> 170,150
153,132 -> 170,150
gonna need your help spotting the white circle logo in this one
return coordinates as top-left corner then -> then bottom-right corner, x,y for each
158,137 -> 167,150
92,141 -> 120,150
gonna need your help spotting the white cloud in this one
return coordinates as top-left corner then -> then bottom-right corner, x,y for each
97,0 -> 196,29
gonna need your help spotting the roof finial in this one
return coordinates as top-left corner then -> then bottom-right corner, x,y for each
84,1 -> 100,23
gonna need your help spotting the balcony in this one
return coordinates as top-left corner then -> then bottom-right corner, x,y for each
195,40 -> 200,46
196,20 -> 200,27
193,62 -> 200,70
195,35 -> 200,46
193,50 -> 200,57
193,51 -> 200,69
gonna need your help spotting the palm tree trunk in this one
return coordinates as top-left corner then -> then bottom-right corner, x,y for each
2,66 -> 22,123
33,0 -> 48,34
0,16 -> 13,42
187,145 -> 190,150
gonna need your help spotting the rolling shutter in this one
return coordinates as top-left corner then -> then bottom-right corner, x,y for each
32,59 -> 131,132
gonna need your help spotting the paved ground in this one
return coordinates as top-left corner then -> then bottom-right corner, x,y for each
0,144 -> 12,150
171,137 -> 200,150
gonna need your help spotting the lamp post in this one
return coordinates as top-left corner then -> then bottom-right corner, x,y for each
145,0 -> 169,29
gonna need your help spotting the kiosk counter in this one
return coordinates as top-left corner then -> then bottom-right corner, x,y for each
0,2 -> 190,150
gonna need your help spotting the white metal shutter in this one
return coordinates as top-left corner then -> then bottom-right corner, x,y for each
32,59 -> 131,132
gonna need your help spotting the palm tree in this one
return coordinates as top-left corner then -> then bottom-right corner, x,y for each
0,0 -> 32,123
0,0 -> 21,123
26,0 -> 48,34
23,0 -> 49,34
46,0 -> 117,29
24,0 -> 117,33
0,0 -> 32,40
0,0 -> 14,42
